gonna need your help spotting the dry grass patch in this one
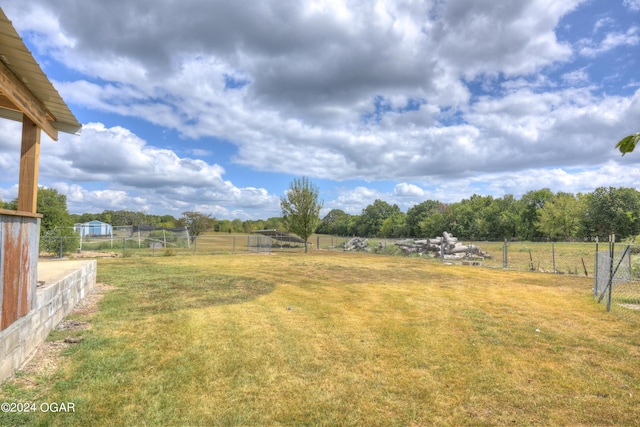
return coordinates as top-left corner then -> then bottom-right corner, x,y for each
1,252 -> 639,426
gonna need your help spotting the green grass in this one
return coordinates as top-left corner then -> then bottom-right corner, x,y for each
2,252 -> 639,426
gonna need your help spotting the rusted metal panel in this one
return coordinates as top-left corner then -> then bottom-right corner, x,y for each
1,215 -> 21,330
0,213 -> 38,331
25,217 -> 39,314
18,220 -> 30,317
0,217 -> 3,326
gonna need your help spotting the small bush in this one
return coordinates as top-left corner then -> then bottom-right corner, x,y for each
40,229 -> 79,256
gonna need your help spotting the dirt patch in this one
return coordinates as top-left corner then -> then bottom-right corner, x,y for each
12,283 -> 114,389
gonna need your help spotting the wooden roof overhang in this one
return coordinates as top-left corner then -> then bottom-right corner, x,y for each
0,8 -> 81,214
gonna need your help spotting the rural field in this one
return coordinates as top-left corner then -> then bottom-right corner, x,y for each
70,232 -> 620,278
1,252 -> 639,426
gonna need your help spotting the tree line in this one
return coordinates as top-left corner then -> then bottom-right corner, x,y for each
317,187 -> 640,241
3,185 -> 640,243
67,210 -> 285,234
1,188 -> 284,239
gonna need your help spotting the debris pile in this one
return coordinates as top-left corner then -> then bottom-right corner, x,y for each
343,237 -> 370,252
394,232 -> 491,260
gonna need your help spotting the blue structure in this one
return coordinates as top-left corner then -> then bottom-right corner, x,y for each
75,220 -> 112,237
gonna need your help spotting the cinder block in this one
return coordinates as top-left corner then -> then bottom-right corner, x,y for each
44,318 -> 52,336
1,326 -> 20,358
12,346 -> 24,370
0,354 -> 15,383
38,325 -> 47,342
39,306 -> 49,325
30,311 -> 41,330
25,332 -> 39,359
42,285 -> 54,306
19,318 -> 32,341
35,288 -> 46,309
53,311 -> 63,326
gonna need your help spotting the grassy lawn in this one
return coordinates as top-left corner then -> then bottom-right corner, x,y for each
1,252 -> 639,426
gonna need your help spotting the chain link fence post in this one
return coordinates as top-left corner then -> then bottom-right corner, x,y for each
503,239 -> 508,269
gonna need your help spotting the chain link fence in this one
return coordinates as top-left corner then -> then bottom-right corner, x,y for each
42,233 -> 605,278
316,236 -> 597,274
40,233 -> 313,258
593,239 -> 640,323
41,226 -> 191,258
39,232 -> 639,323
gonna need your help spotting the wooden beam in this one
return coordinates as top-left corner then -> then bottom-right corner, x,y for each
0,93 -> 19,111
17,116 -> 41,214
0,60 -> 58,140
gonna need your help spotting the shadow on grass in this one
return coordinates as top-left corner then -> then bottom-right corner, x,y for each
97,260 -> 276,315
146,275 -> 276,313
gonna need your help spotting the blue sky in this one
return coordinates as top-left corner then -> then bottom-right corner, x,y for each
0,0 -> 639,220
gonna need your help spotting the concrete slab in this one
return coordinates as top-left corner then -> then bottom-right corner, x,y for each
37,260 -> 95,285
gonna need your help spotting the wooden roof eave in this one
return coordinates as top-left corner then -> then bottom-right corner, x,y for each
0,8 -> 82,138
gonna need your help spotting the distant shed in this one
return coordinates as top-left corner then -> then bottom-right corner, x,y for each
75,220 -> 112,237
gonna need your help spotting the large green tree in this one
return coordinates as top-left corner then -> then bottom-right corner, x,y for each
419,211 -> 449,237
484,195 -> 520,240
535,192 -> 583,240
264,217 -> 284,230
405,200 -> 441,237
583,187 -> 640,239
177,211 -> 215,242
231,219 -> 244,233
380,211 -> 408,238
280,177 -> 323,252
317,209 -> 353,236
35,187 -> 79,254
355,199 -> 401,237
37,188 -> 73,232
518,188 -> 555,241
445,194 -> 495,240
216,219 -> 233,233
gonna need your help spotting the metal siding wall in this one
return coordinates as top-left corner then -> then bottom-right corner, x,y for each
1,216 -> 21,329
0,216 -> 3,326
26,218 -> 39,314
0,214 -> 38,331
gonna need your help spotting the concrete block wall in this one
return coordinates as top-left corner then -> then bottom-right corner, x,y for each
0,260 -> 97,383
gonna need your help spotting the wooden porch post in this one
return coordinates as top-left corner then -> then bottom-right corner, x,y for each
17,115 -> 41,214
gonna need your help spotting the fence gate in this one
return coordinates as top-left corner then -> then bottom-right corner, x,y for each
248,235 -> 272,254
